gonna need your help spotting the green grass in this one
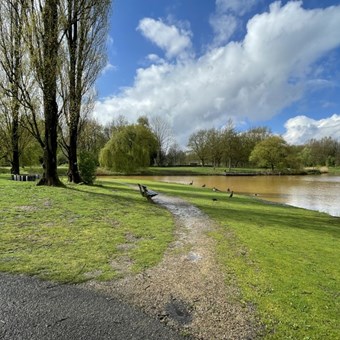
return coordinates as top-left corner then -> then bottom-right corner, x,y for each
328,166 -> 340,175
96,166 -> 265,176
122,179 -> 339,339
1,174 -> 339,338
0,175 -> 175,283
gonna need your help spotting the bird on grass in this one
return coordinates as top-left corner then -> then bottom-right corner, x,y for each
213,187 -> 220,192
212,198 -> 218,201
202,184 -> 206,187
189,181 -> 193,185
229,191 -> 234,198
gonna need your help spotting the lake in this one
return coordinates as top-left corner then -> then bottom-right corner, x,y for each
113,174 -> 340,217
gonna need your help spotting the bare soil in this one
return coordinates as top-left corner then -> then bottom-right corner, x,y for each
86,194 -> 257,339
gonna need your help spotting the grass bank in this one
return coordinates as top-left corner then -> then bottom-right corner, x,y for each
0,174 -> 175,283
97,166 -> 326,176
97,166 -> 259,176
122,179 -> 339,339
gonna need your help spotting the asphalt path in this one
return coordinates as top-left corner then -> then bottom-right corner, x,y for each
0,273 -> 184,340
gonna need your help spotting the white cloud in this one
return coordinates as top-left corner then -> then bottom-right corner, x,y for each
209,13 -> 238,47
209,0 -> 256,47
216,0 -> 257,16
137,18 -> 193,60
94,2 -> 340,147
101,62 -> 117,75
283,114 -> 340,144
146,54 -> 165,65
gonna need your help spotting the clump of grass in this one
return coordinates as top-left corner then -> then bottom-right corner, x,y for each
133,180 -> 339,339
0,175 -> 174,283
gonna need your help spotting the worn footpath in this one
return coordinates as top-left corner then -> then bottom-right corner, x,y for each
87,194 -> 256,339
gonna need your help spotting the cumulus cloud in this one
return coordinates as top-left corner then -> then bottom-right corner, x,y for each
137,18 -> 193,60
94,2 -> 340,147
209,13 -> 238,47
209,0 -> 257,46
283,114 -> 340,144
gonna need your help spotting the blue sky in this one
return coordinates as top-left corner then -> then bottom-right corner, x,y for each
94,0 -> 340,147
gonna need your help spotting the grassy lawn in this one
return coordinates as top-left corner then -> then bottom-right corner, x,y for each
123,179 -> 339,339
0,174 -> 175,283
1,174 -> 339,338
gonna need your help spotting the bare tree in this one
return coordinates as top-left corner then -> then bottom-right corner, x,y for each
0,1 -> 25,174
187,129 -> 209,166
150,115 -> 173,166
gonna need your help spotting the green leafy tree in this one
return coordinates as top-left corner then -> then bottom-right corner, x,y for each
78,118 -> 108,160
99,124 -> 157,173
249,136 -> 288,172
238,127 -> 272,167
79,151 -> 97,184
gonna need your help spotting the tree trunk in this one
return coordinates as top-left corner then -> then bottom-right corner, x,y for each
68,128 -> 82,183
37,0 -> 63,186
10,115 -> 20,174
38,98 -> 63,186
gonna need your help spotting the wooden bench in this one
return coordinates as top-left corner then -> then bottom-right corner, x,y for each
138,184 -> 158,201
11,174 -> 40,182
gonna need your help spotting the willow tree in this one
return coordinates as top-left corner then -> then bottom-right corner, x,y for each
0,1 -> 24,174
99,123 -> 158,173
58,0 -> 111,183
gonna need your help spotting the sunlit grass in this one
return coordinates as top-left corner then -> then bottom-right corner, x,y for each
122,179 -> 340,339
1,173 -> 339,338
0,175 -> 174,283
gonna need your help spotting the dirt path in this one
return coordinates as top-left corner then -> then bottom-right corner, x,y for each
88,194 -> 256,339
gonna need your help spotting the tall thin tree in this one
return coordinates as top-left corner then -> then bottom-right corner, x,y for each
20,0 -> 63,185
0,1 -> 24,174
58,0 -> 111,183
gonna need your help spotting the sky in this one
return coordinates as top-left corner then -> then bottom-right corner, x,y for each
94,0 -> 340,148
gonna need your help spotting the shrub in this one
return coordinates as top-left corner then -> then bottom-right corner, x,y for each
79,151 -> 97,184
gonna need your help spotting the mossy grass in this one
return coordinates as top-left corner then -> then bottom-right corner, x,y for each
0,175 -> 174,283
121,179 -> 339,339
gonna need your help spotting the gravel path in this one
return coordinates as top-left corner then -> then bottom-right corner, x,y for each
88,194 -> 256,339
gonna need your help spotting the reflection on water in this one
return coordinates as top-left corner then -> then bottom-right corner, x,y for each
112,174 -> 340,217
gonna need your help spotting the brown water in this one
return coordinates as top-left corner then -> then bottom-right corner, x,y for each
111,174 -> 340,217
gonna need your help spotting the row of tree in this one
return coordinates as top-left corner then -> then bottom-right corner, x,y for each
96,116 -> 340,172
187,123 -> 340,171
0,0 -> 111,185
1,106 -> 339,174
